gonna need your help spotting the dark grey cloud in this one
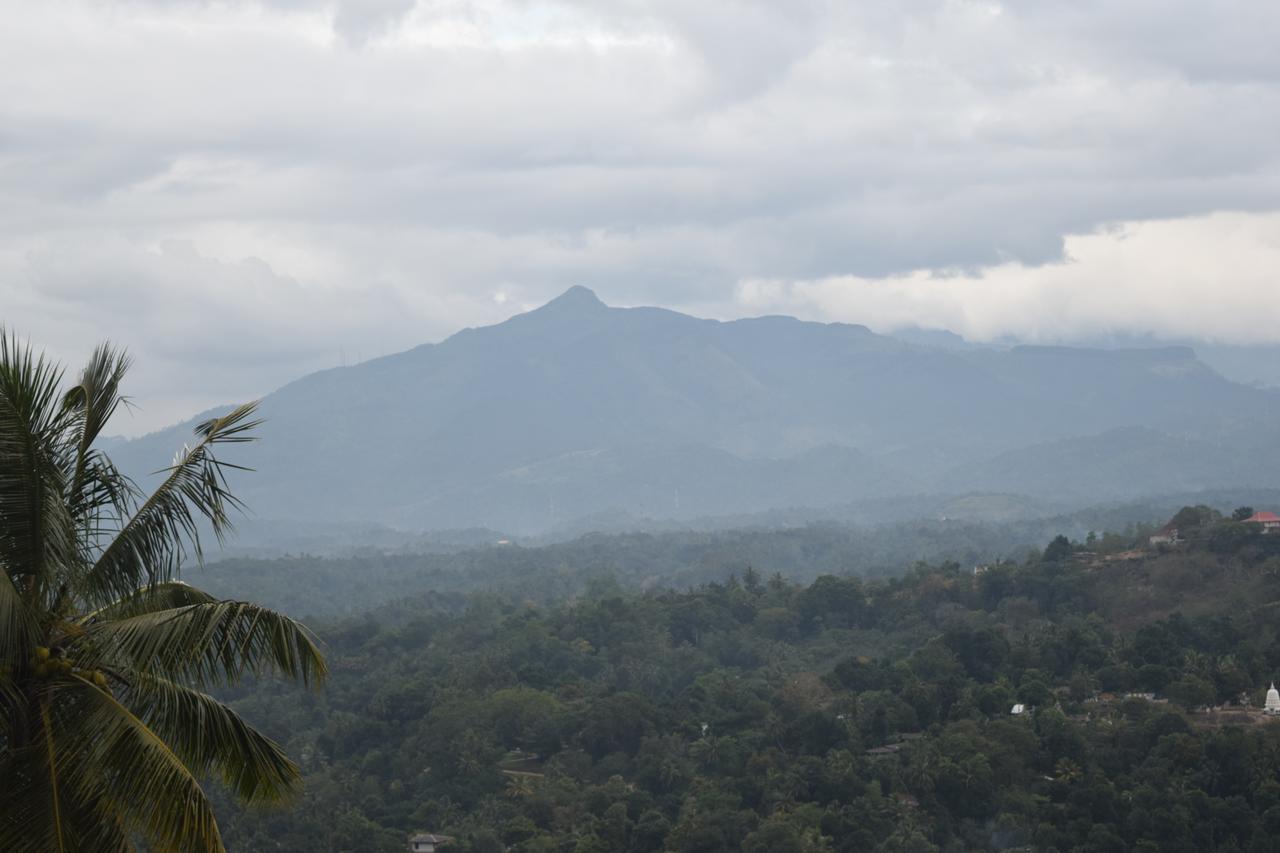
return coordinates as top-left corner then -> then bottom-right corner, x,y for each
2,0 -> 1279,431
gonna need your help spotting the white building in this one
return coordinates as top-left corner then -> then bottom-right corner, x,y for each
1266,684 -> 1280,716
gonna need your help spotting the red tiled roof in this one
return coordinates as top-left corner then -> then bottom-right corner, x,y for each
1244,512 -> 1280,523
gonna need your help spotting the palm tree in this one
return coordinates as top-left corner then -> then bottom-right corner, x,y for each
0,334 -> 326,852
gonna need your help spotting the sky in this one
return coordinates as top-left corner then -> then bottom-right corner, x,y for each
2,0 -> 1279,434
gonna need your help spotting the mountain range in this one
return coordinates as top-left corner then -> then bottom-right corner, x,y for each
110,287 -> 1280,534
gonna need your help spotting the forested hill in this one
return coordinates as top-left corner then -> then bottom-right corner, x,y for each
110,288 -> 1280,534
188,493 -> 1280,620
216,516 -> 1280,852
190,505 -> 1178,619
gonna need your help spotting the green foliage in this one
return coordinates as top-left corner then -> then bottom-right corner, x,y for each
213,527 -> 1280,852
0,336 -> 324,852
1043,534 -> 1074,562
1171,504 -> 1224,535
190,503 -> 1208,620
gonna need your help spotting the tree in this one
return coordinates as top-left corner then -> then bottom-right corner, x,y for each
0,337 -> 326,852
1043,535 -> 1074,563
1170,505 -> 1221,535
1233,507 -> 1256,522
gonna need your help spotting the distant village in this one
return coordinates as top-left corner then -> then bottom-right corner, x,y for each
1149,509 -> 1280,546
969,506 -> 1280,731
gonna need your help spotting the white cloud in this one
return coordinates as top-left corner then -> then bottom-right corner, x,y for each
734,212 -> 1280,346
1,0 -> 1278,432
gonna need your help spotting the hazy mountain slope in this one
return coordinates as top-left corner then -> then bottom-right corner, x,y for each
944,426 -> 1280,501
111,287 -> 1280,533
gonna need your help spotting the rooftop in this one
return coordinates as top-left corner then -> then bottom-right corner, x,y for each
1243,511 -> 1280,523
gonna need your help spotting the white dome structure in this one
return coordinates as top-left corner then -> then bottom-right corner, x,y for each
1265,683 -> 1280,716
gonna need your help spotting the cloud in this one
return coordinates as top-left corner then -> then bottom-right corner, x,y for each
733,212 -> 1280,346
6,235 -> 427,432
1,1 -> 1278,431
332,0 -> 418,45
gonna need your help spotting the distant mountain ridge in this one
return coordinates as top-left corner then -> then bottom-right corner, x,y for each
111,287 -> 1280,534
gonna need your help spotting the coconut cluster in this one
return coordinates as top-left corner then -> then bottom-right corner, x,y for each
30,645 -> 110,687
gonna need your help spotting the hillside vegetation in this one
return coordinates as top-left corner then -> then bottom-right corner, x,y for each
191,508 -> 1177,619
215,513 -> 1280,852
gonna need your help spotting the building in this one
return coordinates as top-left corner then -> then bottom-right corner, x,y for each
1266,684 -> 1280,716
1242,511 -> 1280,534
1149,523 -> 1179,546
409,833 -> 453,852
1010,704 -> 1027,716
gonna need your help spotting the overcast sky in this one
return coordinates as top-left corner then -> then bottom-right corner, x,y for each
3,0 -> 1279,434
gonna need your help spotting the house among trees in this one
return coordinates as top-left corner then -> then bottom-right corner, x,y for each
409,832 -> 453,852
1149,522 -> 1180,546
1242,511 -> 1280,534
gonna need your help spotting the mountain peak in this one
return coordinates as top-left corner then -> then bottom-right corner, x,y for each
541,285 -> 608,314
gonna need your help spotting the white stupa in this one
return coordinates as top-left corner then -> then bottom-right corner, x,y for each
1265,683 -> 1280,716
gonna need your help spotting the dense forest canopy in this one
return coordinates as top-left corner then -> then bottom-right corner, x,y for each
193,494 -> 1280,620
214,510 -> 1280,852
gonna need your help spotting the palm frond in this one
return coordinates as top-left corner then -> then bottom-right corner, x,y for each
0,331 -> 77,602
66,451 -> 137,555
56,676 -> 226,852
0,694 -> 133,853
0,566 -> 39,667
79,580 -> 218,625
0,671 -> 23,736
62,342 -> 132,504
82,599 -> 327,689
0,727 -> 61,852
0,768 -> 133,853
84,402 -> 262,604
60,344 -> 138,557
123,672 -> 300,803
0,331 -> 69,445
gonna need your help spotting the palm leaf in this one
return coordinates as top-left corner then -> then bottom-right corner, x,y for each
81,599 -> 327,689
0,331 -> 77,604
0,692 -> 132,853
62,342 -> 132,504
0,566 -> 39,668
66,451 -> 137,555
0,674 -> 24,739
122,672 -> 300,803
0,725 -> 62,852
84,402 -> 262,605
55,676 -> 226,852
78,580 -> 218,625
60,345 -> 137,558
